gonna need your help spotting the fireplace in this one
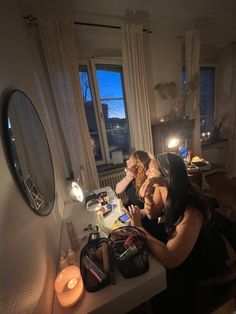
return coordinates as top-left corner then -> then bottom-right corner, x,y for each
152,119 -> 195,155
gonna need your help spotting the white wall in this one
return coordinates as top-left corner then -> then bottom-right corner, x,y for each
76,25 -> 122,59
146,28 -> 182,122
0,1 -> 65,313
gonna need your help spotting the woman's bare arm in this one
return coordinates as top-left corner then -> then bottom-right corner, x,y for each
115,174 -> 134,194
140,208 -> 203,269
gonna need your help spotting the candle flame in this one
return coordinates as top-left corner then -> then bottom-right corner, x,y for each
67,277 -> 78,289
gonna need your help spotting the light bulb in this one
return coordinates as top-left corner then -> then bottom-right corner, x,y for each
167,138 -> 180,149
69,182 -> 84,202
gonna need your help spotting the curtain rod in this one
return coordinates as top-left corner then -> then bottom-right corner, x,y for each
23,15 -> 152,33
74,22 -> 152,34
74,21 -> 153,34
74,21 -> 120,30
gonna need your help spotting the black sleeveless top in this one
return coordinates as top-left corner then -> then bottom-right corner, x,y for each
124,182 -> 228,280
181,221 -> 228,279
163,218 -> 228,288
124,181 -> 144,208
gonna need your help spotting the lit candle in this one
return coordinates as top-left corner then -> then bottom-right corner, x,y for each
55,265 -> 84,307
207,132 -> 211,137
67,277 -> 78,289
202,133 -> 205,137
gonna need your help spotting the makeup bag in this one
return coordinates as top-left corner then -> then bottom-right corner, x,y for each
108,226 -> 149,278
80,232 -> 114,292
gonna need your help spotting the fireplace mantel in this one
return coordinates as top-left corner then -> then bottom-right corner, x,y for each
152,118 -> 195,154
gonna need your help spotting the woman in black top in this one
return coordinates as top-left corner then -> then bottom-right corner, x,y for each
115,151 -> 162,236
128,153 -> 228,313
115,150 -> 152,206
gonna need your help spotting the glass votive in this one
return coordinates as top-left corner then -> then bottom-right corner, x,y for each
55,265 -> 84,307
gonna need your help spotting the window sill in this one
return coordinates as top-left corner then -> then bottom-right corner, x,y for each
201,138 -> 227,148
97,163 -> 125,176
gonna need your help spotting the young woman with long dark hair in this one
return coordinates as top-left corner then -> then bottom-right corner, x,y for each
128,153 -> 228,313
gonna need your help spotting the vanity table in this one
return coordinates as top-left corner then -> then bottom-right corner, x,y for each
53,187 -> 167,314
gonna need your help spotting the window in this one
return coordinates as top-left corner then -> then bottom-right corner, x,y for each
79,59 -> 131,165
182,66 -> 215,133
199,67 -> 215,133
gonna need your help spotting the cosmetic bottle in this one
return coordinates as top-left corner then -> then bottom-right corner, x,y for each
66,219 -> 79,251
118,244 -> 139,261
101,243 -> 110,274
82,255 -> 107,282
97,211 -> 105,231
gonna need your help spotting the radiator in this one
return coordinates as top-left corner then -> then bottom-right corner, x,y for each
99,169 -> 127,203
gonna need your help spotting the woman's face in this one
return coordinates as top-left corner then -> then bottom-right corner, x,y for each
126,155 -> 138,170
146,159 -> 161,178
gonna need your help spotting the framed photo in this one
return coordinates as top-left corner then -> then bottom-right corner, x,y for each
24,175 -> 44,210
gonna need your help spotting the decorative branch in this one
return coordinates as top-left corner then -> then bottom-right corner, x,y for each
154,76 -> 202,121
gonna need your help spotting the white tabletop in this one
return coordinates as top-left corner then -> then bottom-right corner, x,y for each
53,187 -> 167,314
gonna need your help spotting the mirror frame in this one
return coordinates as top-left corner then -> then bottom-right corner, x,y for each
2,89 -> 55,216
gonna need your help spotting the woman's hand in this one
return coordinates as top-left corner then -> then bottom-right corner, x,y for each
139,177 -> 157,199
125,166 -> 137,180
127,205 -> 142,227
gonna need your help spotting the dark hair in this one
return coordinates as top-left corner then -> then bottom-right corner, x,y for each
156,153 -> 207,235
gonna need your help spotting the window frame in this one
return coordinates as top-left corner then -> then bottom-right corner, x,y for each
79,59 -> 106,165
199,63 -> 217,133
79,57 -> 131,166
182,63 -> 216,133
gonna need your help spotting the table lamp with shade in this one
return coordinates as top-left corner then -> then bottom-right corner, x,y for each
167,137 -> 180,150
167,137 -> 189,160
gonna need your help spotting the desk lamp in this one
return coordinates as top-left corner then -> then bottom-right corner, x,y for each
167,137 -> 180,150
167,138 -> 189,161
68,165 -> 96,203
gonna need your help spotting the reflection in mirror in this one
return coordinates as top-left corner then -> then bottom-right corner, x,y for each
3,90 -> 55,216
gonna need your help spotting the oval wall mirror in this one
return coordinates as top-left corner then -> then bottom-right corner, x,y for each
2,90 -> 55,216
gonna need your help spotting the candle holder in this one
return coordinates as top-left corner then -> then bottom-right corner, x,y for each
55,265 -> 84,307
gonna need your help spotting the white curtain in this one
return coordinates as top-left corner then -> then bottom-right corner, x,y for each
38,18 -> 99,190
122,23 -> 153,153
185,29 -> 201,156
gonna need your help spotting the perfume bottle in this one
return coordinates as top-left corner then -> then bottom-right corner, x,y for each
66,219 -> 79,251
